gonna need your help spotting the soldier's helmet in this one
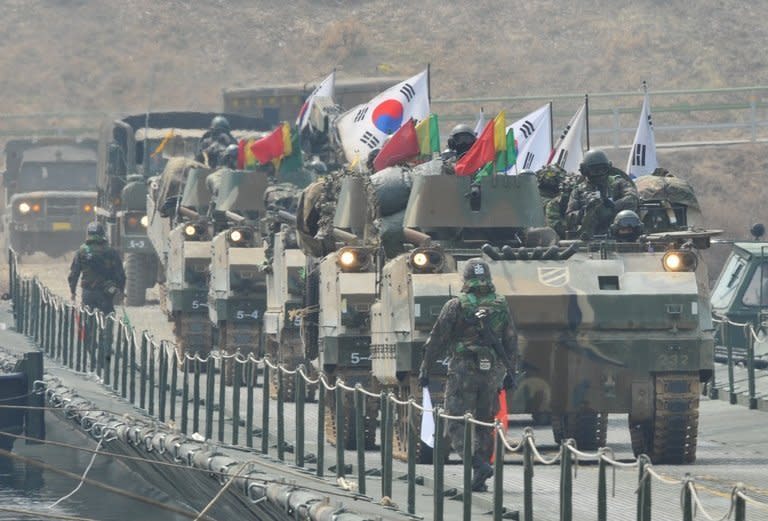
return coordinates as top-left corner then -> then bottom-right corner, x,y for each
86,221 -> 106,237
309,157 -> 328,176
224,144 -> 239,167
610,210 -> 644,242
447,124 -> 476,158
579,149 -> 611,178
211,116 -> 231,132
536,165 -> 565,193
462,258 -> 495,293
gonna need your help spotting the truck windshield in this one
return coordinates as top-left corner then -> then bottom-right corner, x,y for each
17,162 -> 97,192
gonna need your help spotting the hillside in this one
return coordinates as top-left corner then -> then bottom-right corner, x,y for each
2,0 -> 767,270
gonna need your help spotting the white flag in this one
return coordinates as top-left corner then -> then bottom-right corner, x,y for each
549,104 -> 587,173
473,108 -> 486,136
626,91 -> 658,178
296,70 -> 336,131
336,70 -> 430,163
420,387 -> 435,448
506,103 -> 552,173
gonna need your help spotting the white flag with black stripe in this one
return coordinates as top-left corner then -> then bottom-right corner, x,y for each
336,69 -> 430,163
626,92 -> 658,178
548,103 -> 587,174
506,104 -> 552,173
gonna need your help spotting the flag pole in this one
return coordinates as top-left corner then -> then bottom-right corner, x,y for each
585,94 -> 591,151
427,63 -> 431,103
548,100 -> 554,154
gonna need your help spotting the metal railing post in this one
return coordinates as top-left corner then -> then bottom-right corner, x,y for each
158,341 -> 167,423
148,339 -> 156,416
746,324 -> 758,409
181,358 -> 189,434
218,353 -> 226,443
598,452 -> 608,521
434,407 -> 445,521
727,325 -> 737,404
560,443 -> 573,521
463,415 -> 473,521
316,379 -> 325,477
383,393 -> 394,500
335,383 -> 345,479
246,361 -> 254,448
493,424 -> 505,521
407,399 -> 416,514
193,357 -> 201,434
232,359 -> 241,446
524,434 -> 534,521
261,362 -> 270,455
683,478 -> 693,521
277,368 -> 285,461
735,489 -> 746,521
295,368 -> 305,468
139,333 -> 148,409
637,455 -> 651,521
205,355 -> 215,440
354,385 -> 366,496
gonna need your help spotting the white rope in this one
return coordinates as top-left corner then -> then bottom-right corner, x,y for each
48,436 -> 104,509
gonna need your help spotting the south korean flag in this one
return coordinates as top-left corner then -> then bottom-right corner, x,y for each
506,104 -> 552,174
626,90 -> 658,178
336,70 -> 430,164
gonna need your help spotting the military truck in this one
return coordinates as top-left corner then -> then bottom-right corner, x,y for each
2,138 -> 98,258
97,112 -> 268,305
711,224 -> 768,368
367,165 -> 716,464
146,158 -> 215,362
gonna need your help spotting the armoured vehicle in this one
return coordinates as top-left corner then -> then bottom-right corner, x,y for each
635,171 -> 703,233
2,138 -> 98,258
369,165 -> 716,464
97,112 -> 267,305
206,166 -> 271,383
296,171 -> 382,449
147,158 -> 214,362
711,225 -> 768,367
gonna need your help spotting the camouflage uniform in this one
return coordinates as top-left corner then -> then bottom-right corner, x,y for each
68,236 -> 126,315
196,129 -> 237,168
537,166 -> 569,238
419,271 -> 517,483
566,170 -> 639,239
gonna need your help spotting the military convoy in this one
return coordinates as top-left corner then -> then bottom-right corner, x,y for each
96,112 -> 266,306
2,138 -> 98,258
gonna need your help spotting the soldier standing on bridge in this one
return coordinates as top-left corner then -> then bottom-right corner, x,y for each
566,149 -> 639,239
68,222 -> 126,315
418,258 -> 518,492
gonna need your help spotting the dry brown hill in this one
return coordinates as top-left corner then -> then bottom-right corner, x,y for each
2,0 -> 767,273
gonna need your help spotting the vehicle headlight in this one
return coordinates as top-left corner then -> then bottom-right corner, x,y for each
183,223 -> 207,240
227,227 -> 253,246
230,230 -> 242,243
83,203 -> 93,213
408,247 -> 445,273
184,224 -> 197,237
337,247 -> 370,272
18,202 -> 30,214
662,250 -> 697,272
140,215 -> 148,227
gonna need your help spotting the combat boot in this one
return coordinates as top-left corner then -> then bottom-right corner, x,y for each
471,454 -> 493,492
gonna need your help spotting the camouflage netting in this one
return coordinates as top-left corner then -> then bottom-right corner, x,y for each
120,174 -> 148,211
153,157 -> 206,209
264,182 -> 301,213
636,174 -> 701,211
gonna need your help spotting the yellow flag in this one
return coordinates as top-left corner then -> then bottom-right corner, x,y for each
150,129 -> 175,158
493,111 -> 507,152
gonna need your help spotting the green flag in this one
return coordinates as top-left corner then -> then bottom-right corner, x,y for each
474,161 -> 494,181
506,128 -> 517,173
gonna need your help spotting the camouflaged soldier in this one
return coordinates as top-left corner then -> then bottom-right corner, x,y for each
196,116 -> 237,168
418,258 -> 517,492
536,165 -> 569,238
68,222 -> 126,315
566,149 -> 639,239
440,124 -> 476,175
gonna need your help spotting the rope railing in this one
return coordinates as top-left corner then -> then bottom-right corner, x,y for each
709,311 -> 767,411
7,248 -> 768,521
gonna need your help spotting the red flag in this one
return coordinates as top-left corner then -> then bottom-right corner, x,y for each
237,139 -> 246,169
455,119 -> 496,176
372,118 -> 420,172
491,390 -> 509,463
250,124 -> 288,165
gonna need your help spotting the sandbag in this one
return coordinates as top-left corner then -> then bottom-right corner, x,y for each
370,166 -> 413,217
378,210 -> 406,259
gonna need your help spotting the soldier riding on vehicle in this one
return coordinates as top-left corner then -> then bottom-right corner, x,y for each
418,258 -> 518,492
196,116 -> 237,168
566,149 -> 639,239
536,165 -> 569,238
609,210 -> 644,242
441,124 -> 477,174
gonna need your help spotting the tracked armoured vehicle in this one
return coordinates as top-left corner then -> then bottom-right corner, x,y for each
295,171 -> 382,449
147,158 -> 214,361
206,166 -> 271,383
370,165 -> 716,464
